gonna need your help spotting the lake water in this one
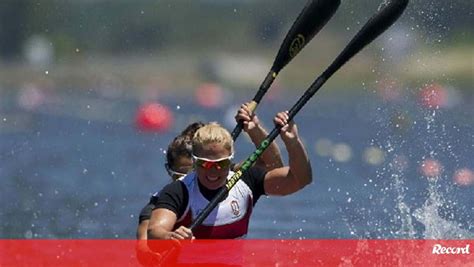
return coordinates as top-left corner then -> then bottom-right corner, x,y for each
1,86 -> 472,239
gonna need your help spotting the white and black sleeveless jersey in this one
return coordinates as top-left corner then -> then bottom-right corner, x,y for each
151,166 -> 266,239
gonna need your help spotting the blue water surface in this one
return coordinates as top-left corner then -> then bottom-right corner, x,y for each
1,87 -> 472,239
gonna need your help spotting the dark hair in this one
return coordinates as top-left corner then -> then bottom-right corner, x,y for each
165,135 -> 192,168
180,121 -> 205,138
165,121 -> 205,168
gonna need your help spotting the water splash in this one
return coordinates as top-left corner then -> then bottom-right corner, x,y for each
413,182 -> 473,239
347,73 -> 473,240
392,173 -> 416,238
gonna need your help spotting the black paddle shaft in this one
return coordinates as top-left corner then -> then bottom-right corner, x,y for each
231,0 -> 341,141
190,0 -> 409,231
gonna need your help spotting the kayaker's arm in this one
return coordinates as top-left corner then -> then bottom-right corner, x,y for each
148,208 -> 193,240
148,208 -> 177,239
136,220 -> 149,240
263,111 -> 312,196
235,102 -> 284,171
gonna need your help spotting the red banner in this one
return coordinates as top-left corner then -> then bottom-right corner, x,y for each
0,239 -> 472,266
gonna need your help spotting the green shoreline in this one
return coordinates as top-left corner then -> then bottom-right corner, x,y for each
1,45 -> 471,95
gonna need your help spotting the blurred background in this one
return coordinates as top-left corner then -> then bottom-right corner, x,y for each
0,0 -> 472,239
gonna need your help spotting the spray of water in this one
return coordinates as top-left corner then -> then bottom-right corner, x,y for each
392,173 -> 416,238
413,182 -> 473,238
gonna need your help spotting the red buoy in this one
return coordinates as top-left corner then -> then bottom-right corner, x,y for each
135,102 -> 173,132
195,83 -> 225,108
453,168 -> 474,186
419,84 -> 447,109
420,158 -> 443,178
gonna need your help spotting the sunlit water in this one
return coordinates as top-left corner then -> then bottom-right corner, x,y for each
0,87 -> 472,239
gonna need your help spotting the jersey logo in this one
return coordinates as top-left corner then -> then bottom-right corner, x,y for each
230,200 -> 240,216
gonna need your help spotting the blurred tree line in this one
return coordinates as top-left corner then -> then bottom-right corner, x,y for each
0,0 -> 471,61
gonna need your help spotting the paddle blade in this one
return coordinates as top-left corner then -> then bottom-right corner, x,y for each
272,0 -> 341,72
323,0 -> 409,79
233,0 -> 340,141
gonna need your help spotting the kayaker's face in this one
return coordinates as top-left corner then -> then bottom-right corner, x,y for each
193,142 -> 232,190
166,155 -> 193,180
